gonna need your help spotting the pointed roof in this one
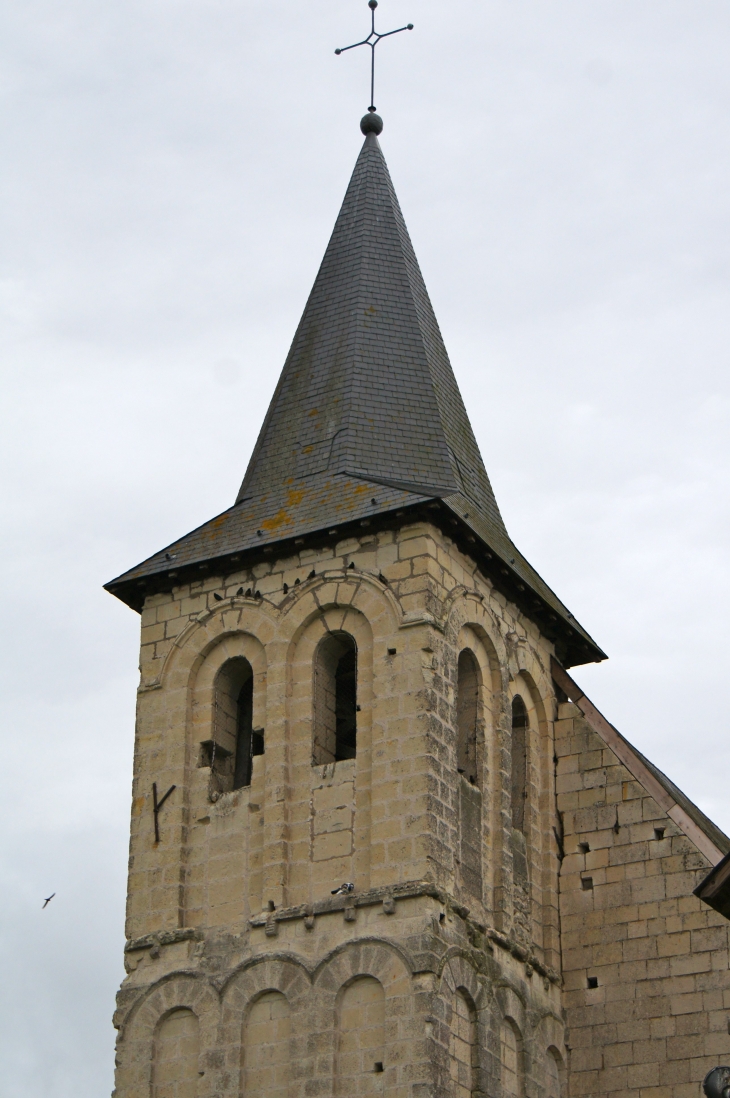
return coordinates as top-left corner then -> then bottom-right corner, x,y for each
234,129 -> 502,527
106,125 -> 605,667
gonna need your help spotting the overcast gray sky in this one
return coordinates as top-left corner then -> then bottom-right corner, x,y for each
2,1 -> 730,1093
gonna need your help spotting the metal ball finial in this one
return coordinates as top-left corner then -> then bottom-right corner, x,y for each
369,0 -> 378,8
360,112 -> 383,136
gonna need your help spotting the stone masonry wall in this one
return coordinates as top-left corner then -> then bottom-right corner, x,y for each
114,893 -> 567,1098
556,703 -> 730,1098
126,520 -> 561,966
114,518 -> 571,1096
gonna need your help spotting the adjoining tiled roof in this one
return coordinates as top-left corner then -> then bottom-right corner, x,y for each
552,658 -> 730,866
105,129 -> 606,665
635,748 -> 730,860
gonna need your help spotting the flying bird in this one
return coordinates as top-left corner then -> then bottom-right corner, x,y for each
331,882 -> 355,896
42,893 -> 55,909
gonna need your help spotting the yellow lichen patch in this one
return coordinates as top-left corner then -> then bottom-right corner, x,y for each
261,510 -> 294,531
286,488 -> 305,508
308,408 -> 319,417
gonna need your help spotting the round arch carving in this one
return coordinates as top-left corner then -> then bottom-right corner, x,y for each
219,956 -> 312,1098
495,982 -> 528,1032
150,601 -> 277,693
221,954 -> 312,1022
117,973 -> 220,1097
438,950 -> 486,1011
279,569 -> 402,638
313,937 -> 413,997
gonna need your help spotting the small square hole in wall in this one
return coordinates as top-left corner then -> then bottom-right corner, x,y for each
654,827 -> 665,841
374,1062 -> 384,1073
581,877 -> 593,891
578,842 -> 590,854
587,976 -> 598,990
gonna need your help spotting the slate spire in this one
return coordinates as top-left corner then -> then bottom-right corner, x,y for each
236,126 -> 505,533
106,123 -> 605,667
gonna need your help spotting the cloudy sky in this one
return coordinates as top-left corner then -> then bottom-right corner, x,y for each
2,1 -> 730,1093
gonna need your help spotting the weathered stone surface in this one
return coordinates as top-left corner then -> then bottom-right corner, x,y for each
113,525 -> 576,1097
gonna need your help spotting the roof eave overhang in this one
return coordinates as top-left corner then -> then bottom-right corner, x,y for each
694,851 -> 730,921
104,497 -> 605,669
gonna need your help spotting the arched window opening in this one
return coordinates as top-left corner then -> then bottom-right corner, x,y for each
313,632 -> 357,765
511,696 -> 528,833
449,988 -> 476,1098
546,1046 -> 565,1098
456,650 -> 479,785
336,977 -> 385,1093
242,991 -> 291,1098
200,657 -> 262,792
500,1019 -> 524,1098
152,1008 -> 200,1098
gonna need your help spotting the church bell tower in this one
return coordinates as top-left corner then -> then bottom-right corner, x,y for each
106,103 -> 607,1098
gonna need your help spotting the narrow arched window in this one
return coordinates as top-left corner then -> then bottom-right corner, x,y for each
456,650 -> 479,785
511,695 -> 528,833
546,1047 -> 566,1098
313,632 -> 357,765
337,977 -> 385,1090
204,657 -> 262,792
500,1019 -> 524,1098
449,988 -> 477,1098
153,1008 -> 200,1098
243,991 -> 291,1098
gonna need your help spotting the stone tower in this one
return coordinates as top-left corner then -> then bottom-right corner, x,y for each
107,115 -> 730,1098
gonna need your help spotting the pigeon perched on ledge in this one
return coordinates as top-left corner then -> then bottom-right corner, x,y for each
331,882 -> 355,896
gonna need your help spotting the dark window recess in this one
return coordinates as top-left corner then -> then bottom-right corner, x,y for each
511,695 -> 528,833
654,827 -> 665,841
313,632 -> 358,765
456,649 -> 479,786
204,657 -> 262,793
579,842 -> 590,854
233,673 -> 264,790
587,976 -> 598,989
581,877 -> 594,891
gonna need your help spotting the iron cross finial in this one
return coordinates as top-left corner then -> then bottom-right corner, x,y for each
335,0 -> 413,118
